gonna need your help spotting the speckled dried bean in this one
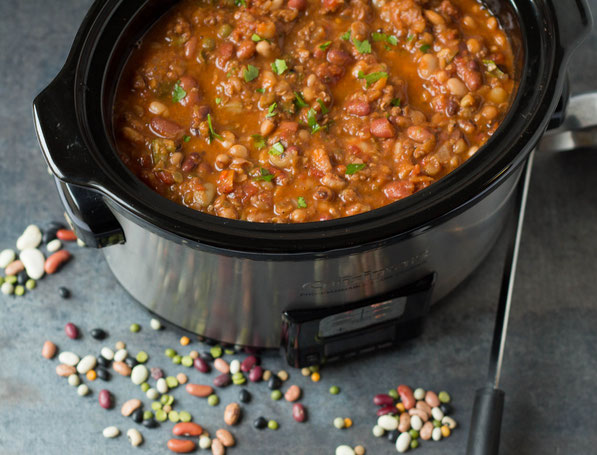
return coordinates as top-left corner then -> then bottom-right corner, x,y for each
425,390 -> 441,408
224,402 -> 241,425
42,340 -> 57,359
215,428 -> 235,447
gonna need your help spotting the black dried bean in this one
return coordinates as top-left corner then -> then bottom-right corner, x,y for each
199,351 -> 214,361
267,375 -> 282,390
132,409 -> 144,423
239,389 -> 251,403
253,417 -> 268,430
90,328 -> 108,340
58,287 -> 71,299
96,367 -> 111,381
125,357 -> 138,368
440,403 -> 453,416
386,429 -> 399,443
143,419 -> 158,428
17,271 -> 28,285
97,356 -> 111,368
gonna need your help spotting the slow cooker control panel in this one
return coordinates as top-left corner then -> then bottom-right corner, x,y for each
282,274 -> 435,368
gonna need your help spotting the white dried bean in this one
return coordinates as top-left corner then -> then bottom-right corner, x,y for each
127,428 -> 143,447
335,445 -> 355,455
156,378 -> 168,394
131,364 -> 149,385
103,426 -> 120,438
396,432 -> 412,453
100,347 -> 115,361
413,388 -> 426,400
377,415 -> 398,431
146,388 -> 159,400
1,282 -> 14,295
114,349 -> 127,362
0,249 -> 16,268
432,427 -> 443,441
17,225 -> 42,250
68,374 -> 80,387
199,435 -> 212,449
410,415 -> 423,431
442,416 -> 458,429
19,248 -> 45,280
229,359 -> 240,375
77,384 -> 89,396
46,239 -> 62,253
58,352 -> 80,366
431,407 -> 444,421
150,318 -> 162,330
372,425 -> 385,437
77,355 -> 97,374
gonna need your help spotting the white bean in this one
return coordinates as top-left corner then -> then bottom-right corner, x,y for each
127,428 -> 143,447
0,249 -> 16,267
76,355 -> 97,374
410,415 -> 423,431
156,378 -> 168,394
146,388 -> 159,400
16,225 -> 42,250
377,414 -> 398,431
131,365 -> 149,385
396,432 -> 412,452
413,388 -> 426,400
150,318 -> 162,330
77,384 -> 89,396
19,248 -> 45,280
432,427 -> 443,441
46,239 -> 62,253
100,347 -> 115,361
199,435 -> 212,449
229,359 -> 240,375
67,374 -> 80,387
58,352 -> 80,366
372,424 -> 385,437
431,407 -> 444,421
103,426 -> 120,438
114,349 -> 128,362
335,445 -> 355,455
442,416 -> 458,429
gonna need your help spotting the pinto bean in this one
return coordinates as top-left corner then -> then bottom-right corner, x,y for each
288,0 -> 307,10
455,57 -> 482,91
346,99 -> 370,116
150,117 -> 184,139
178,76 -> 201,106
383,181 -> 415,201
327,48 -> 351,66
181,152 -> 201,173
236,40 -> 256,60
370,118 -> 395,138
314,186 -> 334,200
311,148 -> 332,173
155,170 -> 175,185
407,126 -> 435,143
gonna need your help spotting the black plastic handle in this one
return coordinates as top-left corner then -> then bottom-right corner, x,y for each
551,0 -> 593,52
34,73 -> 124,249
466,386 -> 506,455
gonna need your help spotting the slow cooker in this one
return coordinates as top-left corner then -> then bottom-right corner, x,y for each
33,0 -> 592,367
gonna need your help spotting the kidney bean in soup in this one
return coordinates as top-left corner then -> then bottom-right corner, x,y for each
114,0 -> 516,223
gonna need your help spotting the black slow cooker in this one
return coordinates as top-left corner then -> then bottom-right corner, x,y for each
33,0 -> 592,367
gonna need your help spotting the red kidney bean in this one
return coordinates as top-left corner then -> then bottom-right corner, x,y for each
213,373 -> 231,387
44,250 -> 72,274
185,383 -> 213,397
383,181 -> 415,201
172,422 -> 203,437
370,118 -> 395,138
64,322 -> 79,339
167,439 -> 196,453
98,389 -> 113,409
178,76 -> 200,107
425,390 -> 440,407
373,394 -> 395,406
346,100 -> 371,116
56,229 -> 77,242
398,385 -> 416,410
241,355 -> 259,372
248,365 -> 263,382
292,403 -> 307,422
327,48 -> 351,66
288,0 -> 307,10
181,152 -> 201,173
150,117 -> 184,139
376,405 -> 399,416
236,41 -> 256,60
193,357 -> 210,373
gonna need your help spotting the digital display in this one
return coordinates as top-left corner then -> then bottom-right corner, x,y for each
318,297 -> 407,338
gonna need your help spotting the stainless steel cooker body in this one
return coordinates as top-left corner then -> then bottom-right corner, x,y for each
103,167 -> 520,348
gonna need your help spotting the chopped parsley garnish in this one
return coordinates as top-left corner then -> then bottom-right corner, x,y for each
251,34 -> 262,42
297,197 -> 307,208
352,38 -> 371,54
271,59 -> 288,75
235,0 -> 246,6
256,88 -> 265,93
419,44 -> 431,53
215,97 -> 221,105
319,41 -> 332,50
172,80 -> 187,103
244,65 -> 260,82
317,99 -> 328,115
294,91 -> 308,108
357,70 -> 388,88
406,34 -> 415,42
255,168 -> 274,182
207,114 -> 222,143
269,142 -> 285,156
371,32 -> 398,46
307,108 -> 324,134
341,30 -> 351,41
183,135 -> 191,143
252,134 -> 266,150
266,102 -> 277,118
346,163 -> 367,175
391,98 -> 402,107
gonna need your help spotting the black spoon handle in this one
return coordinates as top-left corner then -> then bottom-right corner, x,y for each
465,386 -> 505,455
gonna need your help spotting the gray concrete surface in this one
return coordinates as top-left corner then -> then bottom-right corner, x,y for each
0,1 -> 596,454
